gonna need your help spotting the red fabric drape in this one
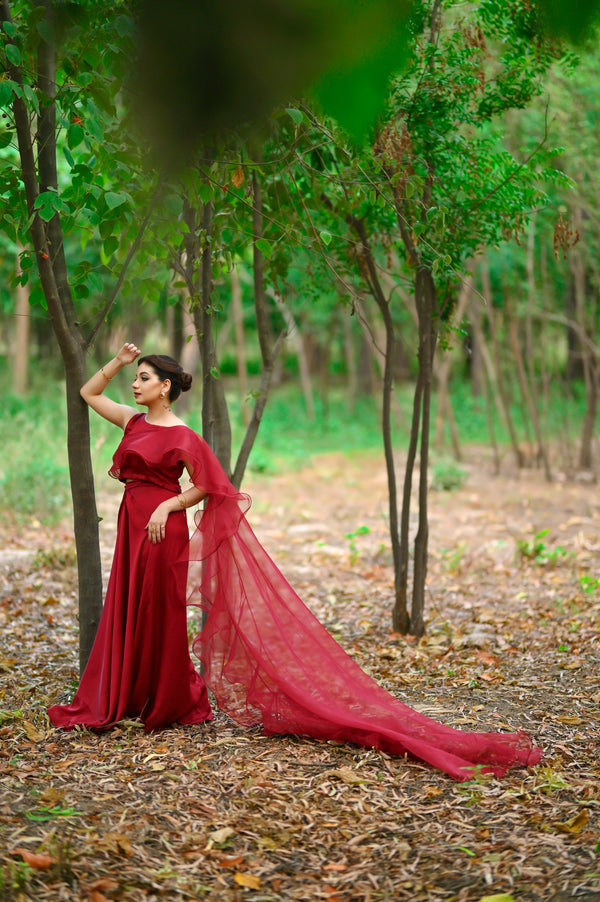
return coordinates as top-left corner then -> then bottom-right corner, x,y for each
50,415 -> 542,780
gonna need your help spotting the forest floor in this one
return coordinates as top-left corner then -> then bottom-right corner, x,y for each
1,446 -> 600,902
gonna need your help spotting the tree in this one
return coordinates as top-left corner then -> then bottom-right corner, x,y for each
0,0 -> 158,668
292,0 -> 569,634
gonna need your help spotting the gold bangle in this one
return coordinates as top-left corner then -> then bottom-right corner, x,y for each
101,367 -> 112,382
177,494 -> 186,509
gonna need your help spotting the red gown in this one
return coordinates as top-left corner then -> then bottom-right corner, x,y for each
49,414 -> 542,780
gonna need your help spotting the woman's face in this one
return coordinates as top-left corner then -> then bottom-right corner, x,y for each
132,364 -> 170,406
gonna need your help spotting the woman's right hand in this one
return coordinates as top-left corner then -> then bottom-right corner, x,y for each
116,343 -> 141,366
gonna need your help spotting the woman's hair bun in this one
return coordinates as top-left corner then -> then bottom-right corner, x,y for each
181,372 -> 193,392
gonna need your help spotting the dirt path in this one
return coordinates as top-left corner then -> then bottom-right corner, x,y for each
1,450 -> 599,901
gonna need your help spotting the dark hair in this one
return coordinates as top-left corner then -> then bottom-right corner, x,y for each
138,354 -> 192,402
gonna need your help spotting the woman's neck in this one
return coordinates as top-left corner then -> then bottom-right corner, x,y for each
144,399 -> 177,425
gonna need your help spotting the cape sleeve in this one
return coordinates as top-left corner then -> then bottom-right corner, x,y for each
178,429 -> 542,781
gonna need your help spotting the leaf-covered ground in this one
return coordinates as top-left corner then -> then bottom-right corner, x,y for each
1,449 -> 599,901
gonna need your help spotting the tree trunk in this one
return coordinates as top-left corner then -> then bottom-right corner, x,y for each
434,274 -> 470,458
232,267 -> 250,426
566,275 -> 584,381
411,267 -> 437,637
12,252 -> 30,394
579,359 -> 598,472
571,234 -> 598,471
343,307 -> 358,413
348,217 -> 406,631
230,172 -> 286,489
506,298 -> 551,480
1,0 -> 104,669
195,201 -> 232,475
481,261 -> 524,469
468,290 -> 501,474
271,289 -> 315,420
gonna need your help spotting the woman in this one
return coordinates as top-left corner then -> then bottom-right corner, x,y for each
49,344 -> 542,781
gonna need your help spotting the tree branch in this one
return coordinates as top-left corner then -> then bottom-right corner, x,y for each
86,175 -> 165,347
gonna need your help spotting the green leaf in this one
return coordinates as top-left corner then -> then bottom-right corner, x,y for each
319,229 -> 332,246
163,193 -> 183,216
62,145 -> 75,168
34,190 -> 61,222
66,123 -> 84,149
0,130 -> 12,149
286,107 -> 304,126
105,190 -> 127,210
0,79 -> 15,108
198,182 -> 214,204
99,219 -> 114,239
5,43 -> 21,67
103,236 -> 119,257
255,237 -> 273,259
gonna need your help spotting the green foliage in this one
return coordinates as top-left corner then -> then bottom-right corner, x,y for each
0,392 -> 71,524
578,574 -> 599,596
430,458 -> 467,491
515,529 -> 569,565
345,525 -> 371,565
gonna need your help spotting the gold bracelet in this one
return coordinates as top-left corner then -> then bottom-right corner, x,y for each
177,494 -> 186,509
101,367 -> 112,382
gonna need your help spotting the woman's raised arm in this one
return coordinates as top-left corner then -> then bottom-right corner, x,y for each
81,342 -> 141,429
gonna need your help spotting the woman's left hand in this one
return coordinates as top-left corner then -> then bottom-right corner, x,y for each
146,503 -> 170,544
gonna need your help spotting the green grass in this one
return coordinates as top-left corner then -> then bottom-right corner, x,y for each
0,364 -> 595,525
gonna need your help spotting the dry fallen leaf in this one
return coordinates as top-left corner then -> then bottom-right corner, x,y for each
330,766 -> 374,785
553,809 -> 589,835
22,721 -> 44,742
10,847 -> 56,869
206,826 -> 236,848
234,871 -> 261,889
216,854 -> 244,868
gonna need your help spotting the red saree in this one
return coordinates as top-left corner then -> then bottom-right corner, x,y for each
49,414 -> 542,780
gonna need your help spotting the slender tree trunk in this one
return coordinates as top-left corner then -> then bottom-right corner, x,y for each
482,270 -> 524,469
571,233 -> 598,471
195,201 -> 232,474
411,267 -> 437,637
506,298 -> 551,480
468,291 -> 501,474
273,294 -> 315,420
343,308 -> 359,413
232,267 -> 250,426
434,275 -> 470,458
579,359 -> 598,472
566,275 -> 584,381
230,172 -> 286,489
469,291 -> 484,398
2,0 -> 103,669
349,217 -> 406,631
13,252 -> 30,394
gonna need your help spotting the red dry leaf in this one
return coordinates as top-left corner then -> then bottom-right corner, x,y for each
10,847 -> 56,869
231,167 -> 245,188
